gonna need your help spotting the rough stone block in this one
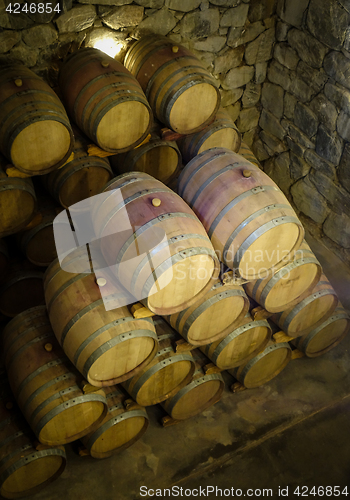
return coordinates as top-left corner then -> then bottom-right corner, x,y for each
274,42 -> 299,70
264,153 -> 293,195
165,0 -> 200,11
245,27 -> 275,65
304,149 -> 336,179
338,0 -> 350,12
309,94 -> 337,132
227,21 -> 265,48
242,82 -> 261,108
102,5 -> 144,30
288,28 -> 328,69
248,0 -> 276,23
324,84 -> 350,114
307,0 -> 350,50
282,119 -> 315,149
209,0 -> 239,5
0,30 -> 20,53
0,9 -> 33,29
323,213 -> 350,248
309,169 -> 350,217
315,125 -> 343,164
339,143 -> 350,193
255,61 -> 268,84
286,137 -> 306,157
261,82 -> 284,119
324,51 -> 350,91
180,9 -> 220,39
267,60 -> 291,92
236,106 -> 260,133
337,111 -> 350,142
276,20 -> 289,41
22,23 -> 57,48
259,109 -> 285,141
222,65 -> 255,90
296,61 -> 328,94
260,130 -> 288,154
224,101 -> 241,123
253,139 -> 270,162
56,5 -> 96,32
291,176 -> 329,224
10,41 -> 38,66
220,4 -> 249,27
134,0 -> 164,7
194,36 -> 226,53
290,75 -> 316,103
214,46 -> 244,74
219,88 -> 243,107
277,0 -> 310,28
284,92 -> 297,120
290,151 -> 310,179
243,128 -> 258,149
294,103 -> 318,138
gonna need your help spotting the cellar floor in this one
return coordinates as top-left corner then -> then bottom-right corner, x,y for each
33,234 -> 350,500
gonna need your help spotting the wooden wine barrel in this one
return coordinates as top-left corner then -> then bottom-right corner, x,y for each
0,380 -> 66,499
44,258 -> 159,386
160,349 -> 224,420
2,307 -> 108,445
228,341 -> 292,388
0,159 -> 37,238
93,172 -> 220,315
177,108 -> 241,164
122,317 -> 195,406
0,64 -> 73,175
178,148 -> 304,280
81,386 -> 148,459
43,129 -> 113,209
238,141 -> 261,168
59,48 -> 152,153
0,264 -> 45,317
0,239 -> 8,284
292,305 -> 350,357
110,139 -> 181,186
201,313 -> 271,370
124,35 -> 220,135
272,275 -> 339,337
166,279 -> 249,346
17,199 -> 60,267
245,241 -> 322,313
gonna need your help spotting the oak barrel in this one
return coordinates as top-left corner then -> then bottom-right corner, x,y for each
178,108 -> 241,163
178,148 -> 304,280
110,139 -> 181,185
0,380 -> 66,499
0,263 -> 45,317
244,241 -> 322,313
122,317 -> 195,406
59,48 -> 152,153
2,307 -> 108,445
160,349 -> 224,420
0,64 -> 73,175
43,129 -> 113,209
124,35 -> 220,135
228,341 -> 292,388
44,258 -> 159,386
0,239 -> 8,284
272,275 -> 339,337
93,172 -> 220,315
81,386 -> 148,459
201,313 -> 271,370
17,199 -> 59,267
166,279 -> 249,346
0,159 -> 37,238
238,141 -> 261,168
292,305 -> 349,357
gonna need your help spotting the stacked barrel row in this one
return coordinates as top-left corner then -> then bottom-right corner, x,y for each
0,34 -> 349,498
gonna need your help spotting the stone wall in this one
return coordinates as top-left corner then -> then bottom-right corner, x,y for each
0,0 -> 277,146
254,0 -> 350,265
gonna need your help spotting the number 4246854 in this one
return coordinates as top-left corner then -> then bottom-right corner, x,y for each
294,486 -> 348,496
